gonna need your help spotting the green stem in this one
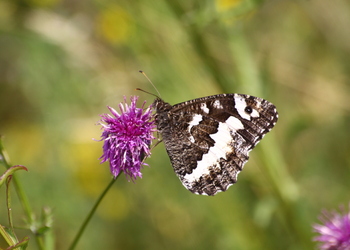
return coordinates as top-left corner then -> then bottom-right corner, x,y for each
11,176 -> 34,224
0,138 -> 33,220
68,176 -> 119,250
0,137 -> 45,249
6,176 -> 18,242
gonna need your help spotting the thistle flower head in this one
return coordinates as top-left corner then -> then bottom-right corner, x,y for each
313,204 -> 350,250
99,96 -> 156,180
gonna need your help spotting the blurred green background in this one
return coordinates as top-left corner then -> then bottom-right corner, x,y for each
1,0 -> 350,249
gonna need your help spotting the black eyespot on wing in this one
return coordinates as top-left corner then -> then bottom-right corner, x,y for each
244,106 -> 252,114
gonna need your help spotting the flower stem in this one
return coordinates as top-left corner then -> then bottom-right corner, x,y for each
68,176 -> 119,250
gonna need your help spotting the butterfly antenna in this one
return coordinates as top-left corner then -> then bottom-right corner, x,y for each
139,70 -> 161,98
136,88 -> 159,98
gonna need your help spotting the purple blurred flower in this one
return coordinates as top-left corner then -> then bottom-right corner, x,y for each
313,204 -> 350,250
99,96 -> 156,180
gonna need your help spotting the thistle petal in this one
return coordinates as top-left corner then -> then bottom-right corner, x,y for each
313,204 -> 350,250
99,96 -> 156,181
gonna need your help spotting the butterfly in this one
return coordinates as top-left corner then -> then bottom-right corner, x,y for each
153,93 -> 278,196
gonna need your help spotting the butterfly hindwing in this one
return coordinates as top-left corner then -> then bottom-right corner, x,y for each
154,93 -> 278,196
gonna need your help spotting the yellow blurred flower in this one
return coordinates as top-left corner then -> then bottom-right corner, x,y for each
97,5 -> 133,44
215,0 -> 255,25
216,0 -> 242,12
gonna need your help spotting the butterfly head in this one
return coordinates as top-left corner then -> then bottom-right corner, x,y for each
153,98 -> 172,112
153,98 -> 173,132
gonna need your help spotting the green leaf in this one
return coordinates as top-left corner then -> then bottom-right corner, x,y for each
0,165 -> 28,189
36,226 -> 50,235
7,236 -> 30,250
0,224 -> 17,246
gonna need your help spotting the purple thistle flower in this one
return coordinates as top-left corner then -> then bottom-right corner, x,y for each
99,96 -> 156,181
313,204 -> 350,250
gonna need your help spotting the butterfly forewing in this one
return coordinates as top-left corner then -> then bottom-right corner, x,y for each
154,93 -> 278,196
